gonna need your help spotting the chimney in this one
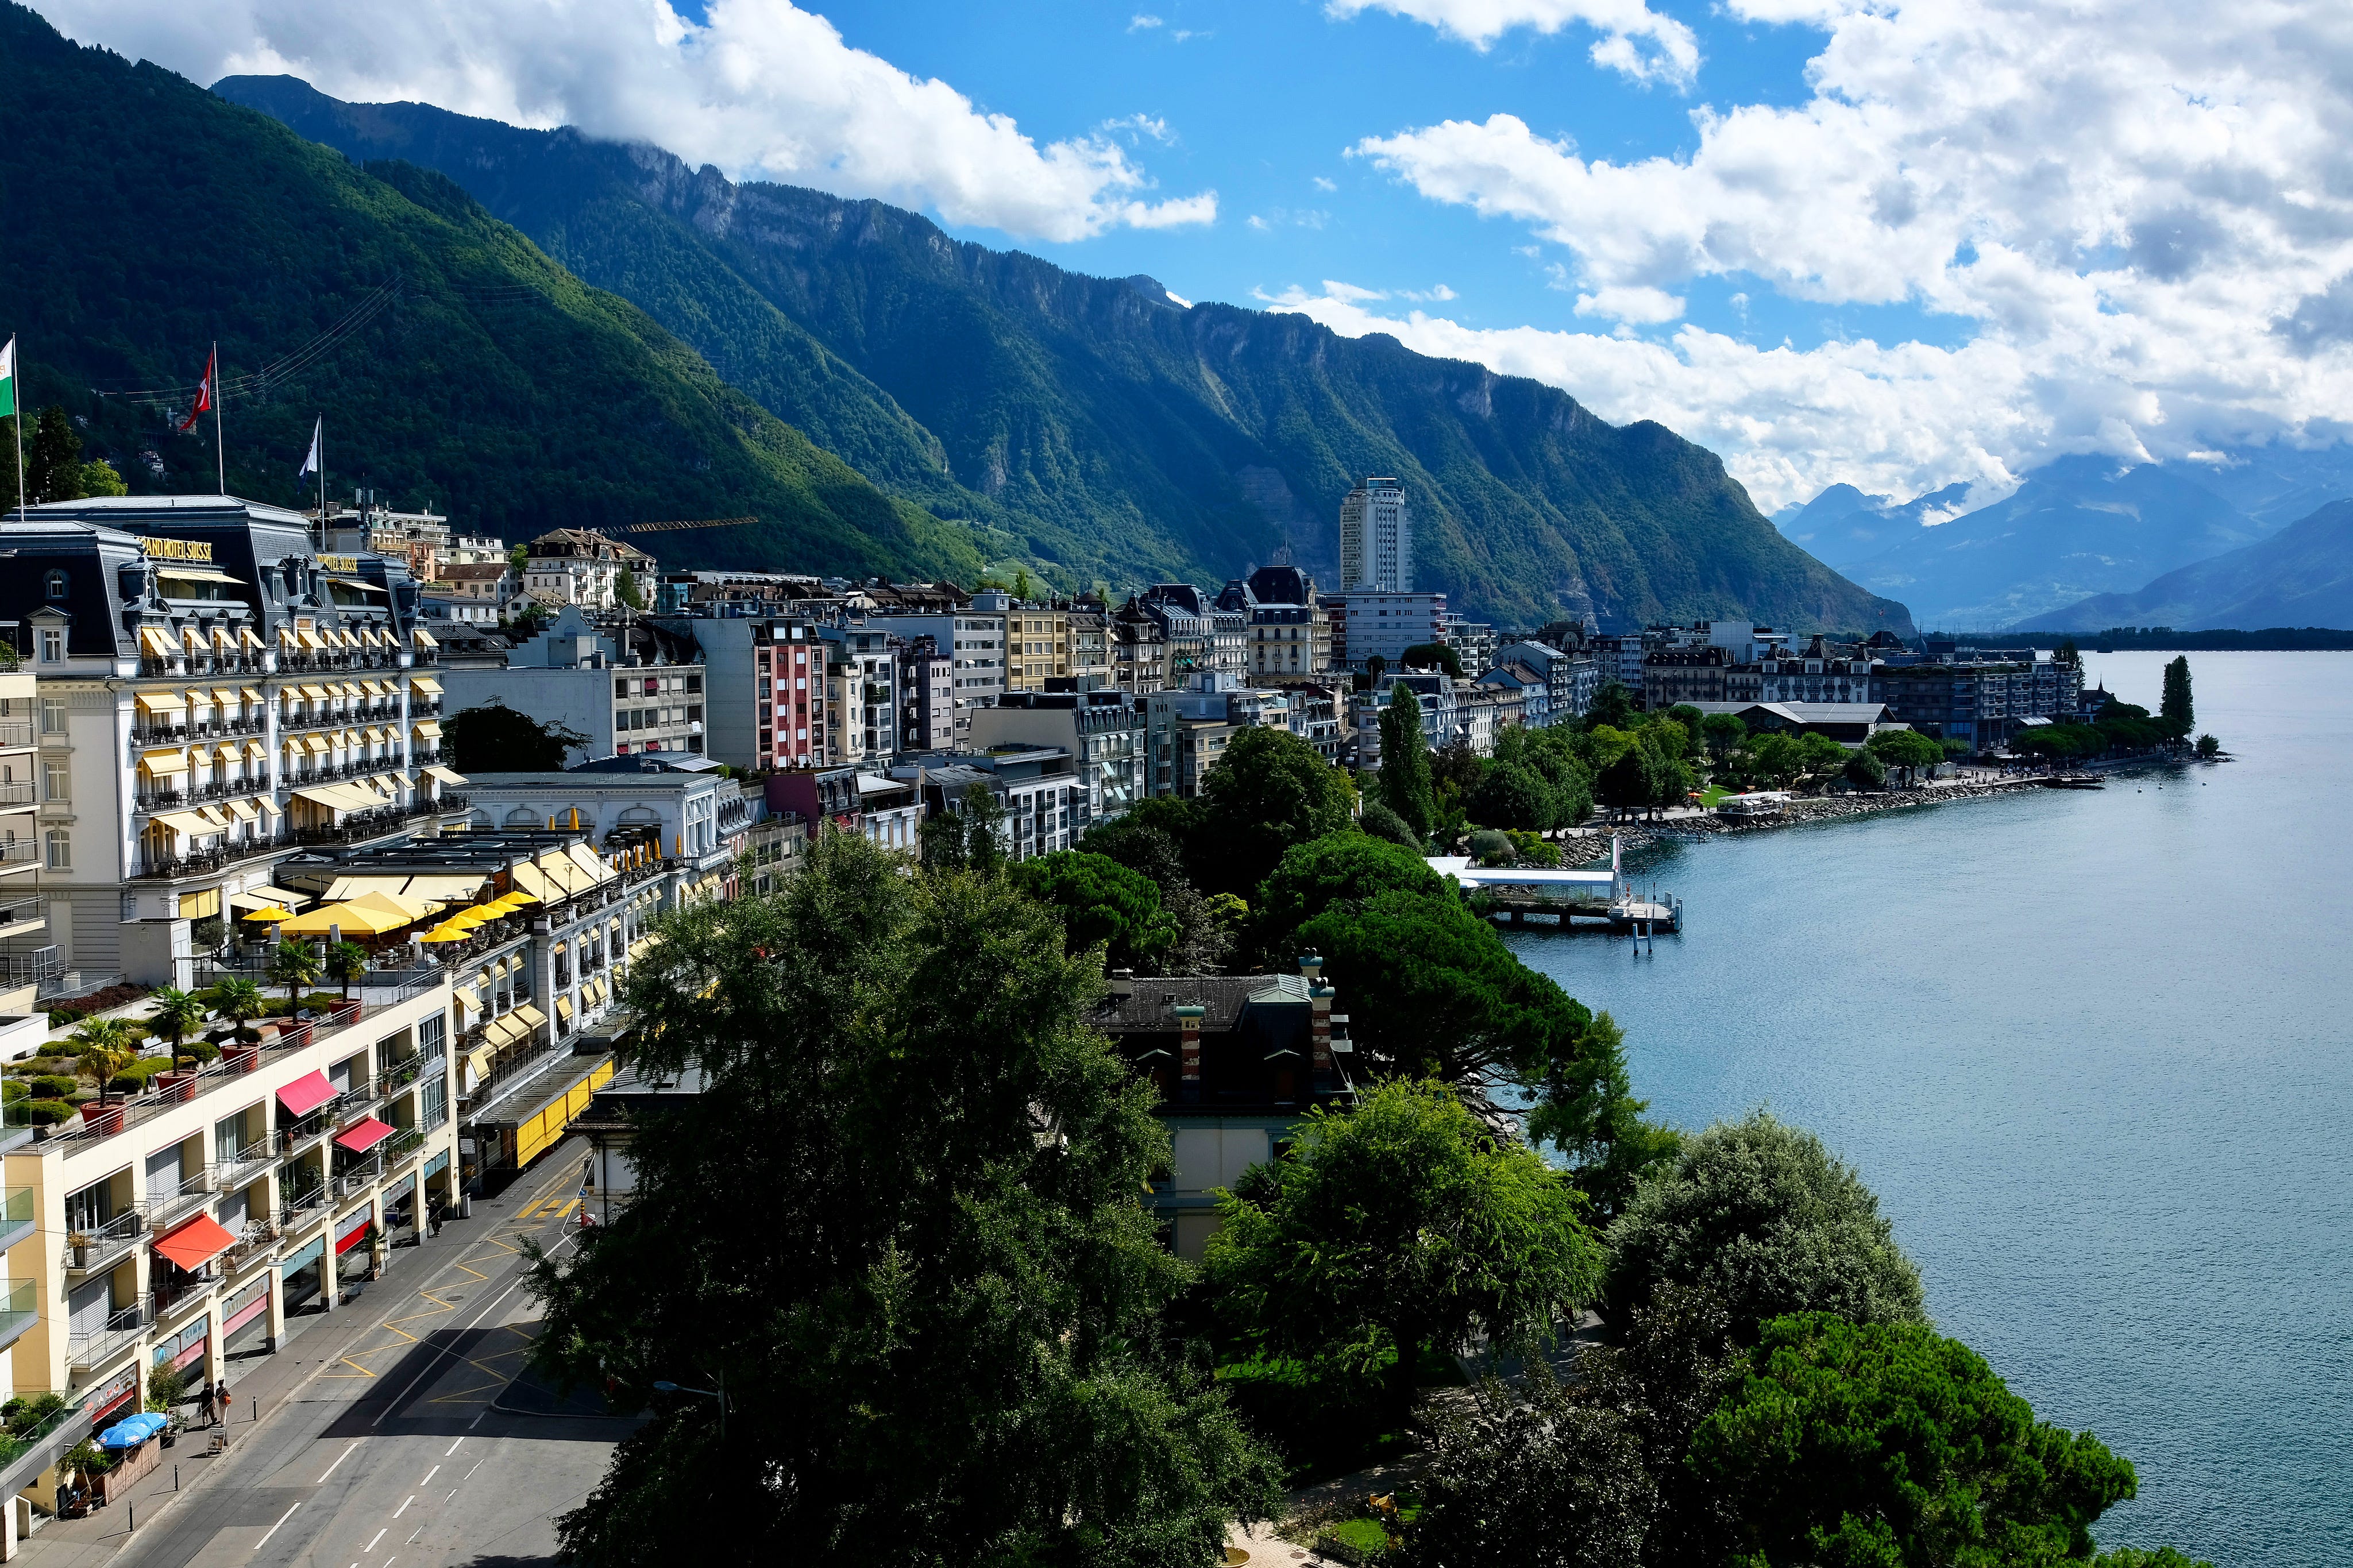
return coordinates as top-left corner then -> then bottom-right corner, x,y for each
1174,1004 -> 1206,1101
1298,952 -> 1322,983
1109,967 -> 1135,999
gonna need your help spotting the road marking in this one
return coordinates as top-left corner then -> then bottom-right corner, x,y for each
469,1408 -> 486,1428
394,1494 -> 415,1517
331,1356 -> 378,1378
464,1459 -> 484,1479
257,1502 -> 302,1546
419,1465 -> 438,1485
365,1528 -> 387,1550
444,1436 -> 465,1457
445,1488 -> 458,1501
316,1439 -> 364,1484
406,1525 -> 424,1543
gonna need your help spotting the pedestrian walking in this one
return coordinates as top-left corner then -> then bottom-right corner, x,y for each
214,1377 -> 230,1424
198,1381 -> 215,1428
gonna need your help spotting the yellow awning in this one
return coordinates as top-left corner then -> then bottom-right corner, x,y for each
210,687 -> 240,708
423,764 -> 468,786
510,863 -> 550,899
223,798 -> 258,822
466,1042 -> 498,1076
302,734 -> 330,755
296,628 -> 326,650
146,809 -> 216,837
212,743 -> 240,763
210,625 -> 235,647
361,680 -> 387,696
138,748 -> 189,775
511,1004 -> 547,1030
191,805 -> 231,829
228,887 -> 303,911
565,843 -> 614,886
298,683 -> 330,700
413,627 -> 438,648
240,685 -> 263,703
156,566 -> 244,586
239,628 -> 263,650
179,625 -> 203,648
138,627 -> 173,656
244,739 -> 268,762
254,797 -> 281,818
410,675 -> 442,696
411,720 -> 442,740
135,690 -> 186,714
273,897 -> 415,938
362,727 -> 387,746
240,904 -> 295,924
554,997 -> 573,1024
330,578 -> 384,596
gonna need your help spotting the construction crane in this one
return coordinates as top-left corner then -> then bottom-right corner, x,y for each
602,515 -> 760,536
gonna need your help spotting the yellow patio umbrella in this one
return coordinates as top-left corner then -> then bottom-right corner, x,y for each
442,909 -> 491,929
420,921 -> 474,944
240,905 -> 296,923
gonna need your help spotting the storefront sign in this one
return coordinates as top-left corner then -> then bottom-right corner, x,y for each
137,536 -> 215,562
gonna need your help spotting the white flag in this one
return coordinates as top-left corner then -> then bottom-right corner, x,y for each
298,416 -> 321,479
0,336 -> 15,420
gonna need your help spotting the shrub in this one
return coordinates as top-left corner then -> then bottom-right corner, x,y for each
0,1081 -> 23,1103
1468,829 -> 1515,867
28,1075 -> 76,1100
1357,800 -> 1421,849
1505,829 -> 1560,867
179,1039 -> 221,1064
35,1040 -> 78,1057
43,1009 -> 82,1029
18,1100 -> 76,1125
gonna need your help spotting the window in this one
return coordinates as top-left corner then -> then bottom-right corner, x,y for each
44,829 -> 68,870
38,628 -> 62,663
43,759 -> 67,801
43,570 -> 66,600
615,678 -> 630,699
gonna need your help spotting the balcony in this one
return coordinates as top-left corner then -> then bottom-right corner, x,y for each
0,840 -> 39,868
0,1280 -> 33,1352
0,782 -> 32,808
152,1268 -> 219,1320
333,1157 -> 382,1199
64,1210 -> 147,1276
215,1136 -> 276,1189
277,1180 -> 327,1231
131,835 -> 291,880
0,720 -> 31,750
0,1187 -> 32,1253
276,1111 -> 331,1160
67,1304 -> 149,1371
144,1167 -> 215,1231
382,1127 -> 426,1168
412,700 -> 442,719
134,788 -> 187,812
221,1225 -> 279,1277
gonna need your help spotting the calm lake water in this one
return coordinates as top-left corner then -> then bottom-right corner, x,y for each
1509,651 -> 2352,1567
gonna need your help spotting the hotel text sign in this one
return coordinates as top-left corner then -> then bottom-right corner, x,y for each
137,536 -> 215,563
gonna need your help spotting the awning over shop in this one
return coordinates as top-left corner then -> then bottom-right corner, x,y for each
333,1118 -> 394,1154
277,1071 -> 334,1118
152,1214 -> 237,1272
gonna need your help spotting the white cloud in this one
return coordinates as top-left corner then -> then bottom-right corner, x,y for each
1340,0 -> 2353,507
1399,283 -> 1459,302
1104,113 -> 1175,144
44,0 -> 1215,243
1573,284 -> 1685,323
1129,13 -> 1163,29
1326,0 -> 1699,86
1313,175 -> 1339,192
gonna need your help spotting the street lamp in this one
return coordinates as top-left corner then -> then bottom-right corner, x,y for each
651,1372 -> 726,1441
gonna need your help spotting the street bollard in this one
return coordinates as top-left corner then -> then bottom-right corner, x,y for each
252,1399 -> 258,1424
128,1503 -> 134,1532
174,1465 -> 179,1491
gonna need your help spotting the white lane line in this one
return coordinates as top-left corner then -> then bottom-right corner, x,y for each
445,1488 -> 458,1501
394,1494 -> 415,1517
316,1439 -> 364,1484
464,1459 -> 484,1480
365,1528 -> 387,1551
443,1436 -> 465,1457
406,1525 -> 425,1543
468,1409 -> 486,1429
419,1465 -> 438,1485
256,1503 -> 302,1546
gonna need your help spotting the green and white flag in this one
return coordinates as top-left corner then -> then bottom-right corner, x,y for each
0,337 -> 14,420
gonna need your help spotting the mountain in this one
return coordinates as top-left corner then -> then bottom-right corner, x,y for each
1776,481 -> 1973,572
0,4 -> 979,582
2015,499 -> 2353,632
1835,455 -> 2279,629
214,74 -> 1910,634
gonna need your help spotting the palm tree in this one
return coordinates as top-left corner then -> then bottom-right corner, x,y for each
71,1018 -> 138,1109
208,979 -> 264,1043
268,943 -> 321,1018
322,941 -> 369,1001
146,987 -> 207,1073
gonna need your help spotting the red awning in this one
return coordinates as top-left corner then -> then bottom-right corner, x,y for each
277,1071 -> 334,1118
152,1214 -> 237,1272
334,1117 -> 393,1154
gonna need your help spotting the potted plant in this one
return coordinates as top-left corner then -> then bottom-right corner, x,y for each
268,943 -> 321,1020
66,1229 -> 88,1269
71,1018 -> 137,1134
147,986 -> 207,1081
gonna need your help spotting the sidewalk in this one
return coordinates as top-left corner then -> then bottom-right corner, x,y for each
11,1232 -> 459,1565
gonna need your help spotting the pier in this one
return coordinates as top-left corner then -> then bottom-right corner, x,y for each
1425,852 -> 1684,936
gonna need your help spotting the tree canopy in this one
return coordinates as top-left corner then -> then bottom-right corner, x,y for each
1693,1314 -> 2140,1568
1203,1079 -> 1598,1413
1010,850 -> 1176,973
1605,1111 -> 1927,1337
1251,833 -> 1443,960
1377,683 -> 1437,841
1193,725 -> 1359,896
2161,655 -> 2194,739
446,700 -> 591,771
527,833 -> 1278,1565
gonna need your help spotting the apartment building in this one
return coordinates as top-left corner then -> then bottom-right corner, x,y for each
321,499 -> 451,584
893,748 -> 1078,862
1219,566 -> 1332,683
442,608 -> 704,761
820,626 -> 901,766
1352,671 -> 1460,770
0,975 -> 458,1484
967,688 -> 1144,833
1756,636 -> 1878,705
895,636 -> 954,755
521,530 -> 655,612
1004,604 -> 1070,693
856,591 -> 1009,743
1136,585 -> 1245,685
0,671 -> 42,1007
644,614 -> 822,772
1338,476 -> 1411,593
1143,674 -> 1297,798
1109,598 -> 1167,697
1,498 -> 464,990
1493,640 -> 1596,723
1343,591 -> 1447,671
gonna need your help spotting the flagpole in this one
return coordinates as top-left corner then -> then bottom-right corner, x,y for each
9,337 -> 21,523
317,418 -> 326,546
213,340 -> 225,496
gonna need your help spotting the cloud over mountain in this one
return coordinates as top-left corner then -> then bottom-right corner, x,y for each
37,0 -> 1216,242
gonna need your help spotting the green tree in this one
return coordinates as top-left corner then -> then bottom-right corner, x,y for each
2055,635 -> 2082,666
1693,1314 -> 2141,1568
1494,726 -> 1594,824
71,1018 -> 138,1107
1399,642 -> 1465,678
1701,711 -> 1748,766
1468,761 -> 1555,831
1842,747 -> 1887,790
322,940 -> 370,999
1010,566 -> 1036,601
1377,682 -> 1437,841
1866,727 -> 1943,784
145,987 -> 207,1072
508,542 -> 530,578
206,978 -> 265,1041
1356,799 -> 1420,849
1010,850 -> 1178,972
1522,1010 -> 1679,1226
1585,681 -> 1637,732
268,942 -> 321,1015
78,458 -> 127,496
1203,1079 -> 1599,1416
1596,745 -> 1654,819
1252,832 -> 1443,958
1194,726 -> 1358,897
1663,703 -> 1706,758
527,833 -> 1279,1563
1605,1111 -> 1926,1338
2161,655 -> 2194,739
25,406 -> 83,504
1794,731 -> 1849,786
2194,732 -> 2219,758
1079,795 -> 1202,886
1747,731 -> 1802,789
613,566 -> 645,610
445,700 -> 592,771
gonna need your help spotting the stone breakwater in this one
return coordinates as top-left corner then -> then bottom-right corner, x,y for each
1550,778 -> 2049,863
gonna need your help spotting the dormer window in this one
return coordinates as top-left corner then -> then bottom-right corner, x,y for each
38,628 -> 63,663
43,570 -> 67,601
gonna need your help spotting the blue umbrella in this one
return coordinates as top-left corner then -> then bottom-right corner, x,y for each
97,1412 -> 168,1449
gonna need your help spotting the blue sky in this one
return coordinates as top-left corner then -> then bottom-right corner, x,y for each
43,0 -> 2353,514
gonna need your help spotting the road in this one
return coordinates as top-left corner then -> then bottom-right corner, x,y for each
37,1138 -> 638,1568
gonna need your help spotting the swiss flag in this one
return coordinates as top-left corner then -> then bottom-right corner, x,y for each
176,347 -> 215,432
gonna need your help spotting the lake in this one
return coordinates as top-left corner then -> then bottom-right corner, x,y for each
1507,651 -> 2352,1567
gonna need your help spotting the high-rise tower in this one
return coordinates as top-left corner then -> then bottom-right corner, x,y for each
1338,476 -> 1411,592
